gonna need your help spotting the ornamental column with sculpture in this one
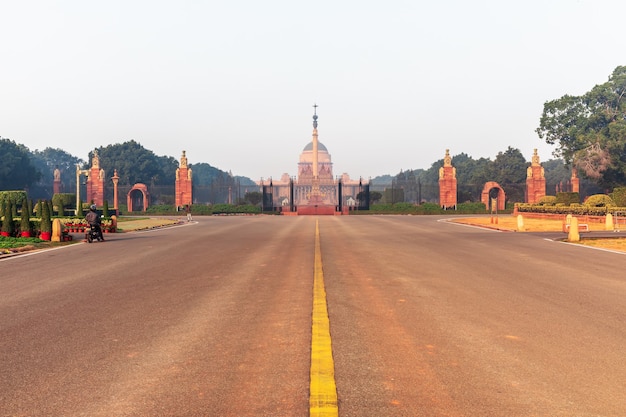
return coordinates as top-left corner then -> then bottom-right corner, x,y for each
86,150 -> 105,206
175,150 -> 193,208
525,148 -> 546,203
438,149 -> 457,209
53,167 -> 62,195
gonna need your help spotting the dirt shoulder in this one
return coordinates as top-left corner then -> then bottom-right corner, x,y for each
451,215 -> 626,253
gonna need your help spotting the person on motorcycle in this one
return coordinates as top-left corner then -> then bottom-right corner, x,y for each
85,204 -> 104,241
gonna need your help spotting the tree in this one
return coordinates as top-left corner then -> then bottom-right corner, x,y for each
92,140 -> 177,186
369,191 -> 383,204
20,196 -> 31,236
191,162 -> 233,186
30,147 -> 84,199
536,66 -> 626,189
0,138 -> 41,190
2,199 -> 15,236
244,191 -> 263,206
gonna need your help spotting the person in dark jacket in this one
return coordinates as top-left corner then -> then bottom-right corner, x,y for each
85,204 -> 104,241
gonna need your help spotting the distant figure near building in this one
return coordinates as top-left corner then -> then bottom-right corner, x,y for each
186,204 -> 192,222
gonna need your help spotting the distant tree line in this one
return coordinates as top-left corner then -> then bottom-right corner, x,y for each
377,147 -> 601,205
0,139 -> 254,204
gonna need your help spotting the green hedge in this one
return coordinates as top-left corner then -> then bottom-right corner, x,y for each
556,192 -> 580,205
584,194 -> 615,207
612,187 -> 626,206
0,191 -> 28,206
52,193 -> 76,215
516,203 -> 626,216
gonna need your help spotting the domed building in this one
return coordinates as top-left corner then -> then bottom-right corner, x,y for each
259,107 -> 368,214
298,141 -> 333,181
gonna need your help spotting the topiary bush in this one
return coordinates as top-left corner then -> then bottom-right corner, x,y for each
2,199 -> 15,236
20,197 -> 31,236
611,187 -> 626,206
584,194 -> 615,207
40,202 -> 52,234
556,192 -> 580,205
538,196 -> 557,205
52,193 -> 76,216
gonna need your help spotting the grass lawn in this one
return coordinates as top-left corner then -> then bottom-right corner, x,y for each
0,217 -> 183,256
452,216 -> 626,252
115,217 -> 181,231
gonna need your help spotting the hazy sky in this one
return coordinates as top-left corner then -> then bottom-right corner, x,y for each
1,0 -> 623,181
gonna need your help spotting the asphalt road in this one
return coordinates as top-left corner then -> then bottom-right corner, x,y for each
1,215 -> 625,416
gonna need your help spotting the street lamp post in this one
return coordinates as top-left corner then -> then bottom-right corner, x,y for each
75,164 -> 89,216
111,169 -> 119,216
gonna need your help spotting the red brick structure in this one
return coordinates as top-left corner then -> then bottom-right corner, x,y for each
482,181 -> 506,211
53,167 -> 62,195
525,148 -> 546,203
86,150 -> 105,206
571,169 -> 580,193
127,183 -> 150,212
175,150 -> 193,208
438,149 -> 457,209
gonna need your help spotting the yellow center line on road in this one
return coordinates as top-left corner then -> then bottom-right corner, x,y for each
310,220 -> 338,417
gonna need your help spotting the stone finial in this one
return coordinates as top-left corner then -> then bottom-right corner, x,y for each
531,148 -> 540,165
92,150 -> 100,168
180,150 -> 188,168
443,149 -> 452,166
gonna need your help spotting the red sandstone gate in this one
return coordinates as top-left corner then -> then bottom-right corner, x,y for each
481,181 -> 506,211
127,183 -> 150,212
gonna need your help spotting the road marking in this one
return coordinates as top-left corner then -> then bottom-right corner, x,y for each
310,220 -> 338,417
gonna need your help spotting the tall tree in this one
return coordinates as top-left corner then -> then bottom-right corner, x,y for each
0,138 -> 41,190
536,66 -> 626,189
30,147 -> 84,197
191,162 -> 234,186
91,140 -> 177,186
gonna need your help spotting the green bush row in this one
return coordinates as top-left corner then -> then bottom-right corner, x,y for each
516,204 -> 626,216
364,202 -> 490,215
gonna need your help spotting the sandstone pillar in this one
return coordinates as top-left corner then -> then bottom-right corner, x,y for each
438,149 -> 457,209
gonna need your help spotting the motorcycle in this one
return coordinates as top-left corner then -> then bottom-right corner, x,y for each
86,224 -> 104,243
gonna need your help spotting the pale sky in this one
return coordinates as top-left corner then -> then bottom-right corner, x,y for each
1,0 -> 623,181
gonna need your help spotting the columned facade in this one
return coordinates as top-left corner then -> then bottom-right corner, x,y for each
259,106 -> 365,214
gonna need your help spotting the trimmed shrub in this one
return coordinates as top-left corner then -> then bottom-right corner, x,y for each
454,202 -> 488,214
40,202 -> 52,233
611,187 -> 626,206
556,192 -> 580,205
20,197 -> 31,235
0,191 -> 28,206
2,200 -> 15,236
584,194 -> 615,207
52,193 -> 76,215
538,196 -> 557,205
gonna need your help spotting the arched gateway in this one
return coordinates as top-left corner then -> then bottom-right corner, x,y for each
481,181 -> 506,211
127,183 -> 150,212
